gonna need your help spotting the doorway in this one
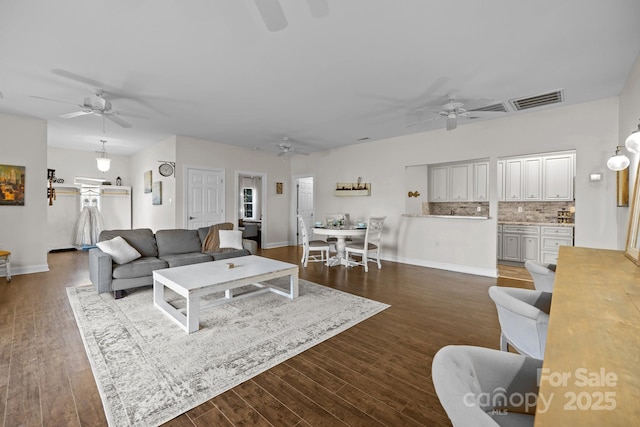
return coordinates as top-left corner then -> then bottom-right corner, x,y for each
296,176 -> 314,246
236,171 -> 267,249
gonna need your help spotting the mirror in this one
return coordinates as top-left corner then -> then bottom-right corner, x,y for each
625,162 -> 640,265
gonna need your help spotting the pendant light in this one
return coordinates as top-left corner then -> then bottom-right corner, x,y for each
625,119 -> 640,154
606,146 -> 630,171
96,140 -> 111,172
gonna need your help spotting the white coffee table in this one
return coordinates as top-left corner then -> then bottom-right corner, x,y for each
153,255 -> 299,333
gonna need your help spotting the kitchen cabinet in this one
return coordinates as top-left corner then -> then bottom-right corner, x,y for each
450,163 -> 471,201
543,154 -> 574,200
428,165 -> 449,202
540,226 -> 574,263
505,159 -> 523,200
499,151 -> 575,202
474,161 -> 489,201
523,158 -> 541,200
497,160 -> 505,201
500,225 -> 540,262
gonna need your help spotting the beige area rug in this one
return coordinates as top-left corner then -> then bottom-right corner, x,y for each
67,278 -> 389,426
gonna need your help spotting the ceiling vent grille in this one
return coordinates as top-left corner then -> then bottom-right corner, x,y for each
470,102 -> 508,113
510,90 -> 564,111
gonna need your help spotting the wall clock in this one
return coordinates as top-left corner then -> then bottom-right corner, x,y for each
159,162 -> 175,177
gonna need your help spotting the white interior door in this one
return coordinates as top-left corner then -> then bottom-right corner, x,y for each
297,177 -> 314,245
187,168 -> 225,229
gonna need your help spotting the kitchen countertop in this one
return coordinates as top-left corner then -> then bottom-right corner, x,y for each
499,221 -> 574,227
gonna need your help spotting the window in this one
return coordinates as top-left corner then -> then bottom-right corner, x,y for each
242,187 -> 254,219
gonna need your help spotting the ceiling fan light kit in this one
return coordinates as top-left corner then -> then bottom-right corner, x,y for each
625,119 -> 640,154
96,140 -> 111,172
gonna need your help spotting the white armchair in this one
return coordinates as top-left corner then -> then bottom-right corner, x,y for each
524,260 -> 556,292
432,345 -> 542,427
488,286 -> 552,360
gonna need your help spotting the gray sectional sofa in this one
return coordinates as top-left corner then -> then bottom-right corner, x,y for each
89,226 -> 256,299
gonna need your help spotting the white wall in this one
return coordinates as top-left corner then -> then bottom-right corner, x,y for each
48,147 -> 132,187
131,136 -> 176,231
0,113 -> 48,275
175,136 -> 291,248
292,97 -> 620,276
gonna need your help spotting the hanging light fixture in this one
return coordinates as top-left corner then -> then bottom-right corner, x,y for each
625,118 -> 640,154
606,146 -> 630,171
96,140 -> 111,172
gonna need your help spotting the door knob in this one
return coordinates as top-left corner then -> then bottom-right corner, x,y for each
189,216 -> 196,220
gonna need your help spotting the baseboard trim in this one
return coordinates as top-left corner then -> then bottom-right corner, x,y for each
386,255 -> 498,278
262,241 -> 290,249
1,264 -> 50,277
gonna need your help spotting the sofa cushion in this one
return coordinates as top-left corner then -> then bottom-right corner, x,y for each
219,230 -> 244,250
99,229 -> 158,257
212,249 -> 251,261
156,229 -> 202,257
159,252 -> 213,268
96,236 -> 142,264
112,257 -> 169,279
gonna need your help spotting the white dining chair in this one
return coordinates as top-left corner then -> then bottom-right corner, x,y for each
488,286 -> 552,360
345,216 -> 386,272
297,215 -> 330,267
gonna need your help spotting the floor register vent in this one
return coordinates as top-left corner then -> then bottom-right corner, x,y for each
509,89 -> 564,111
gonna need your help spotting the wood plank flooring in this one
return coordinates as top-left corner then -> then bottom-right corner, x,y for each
0,247 -> 505,426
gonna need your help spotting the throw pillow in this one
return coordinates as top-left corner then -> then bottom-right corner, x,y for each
218,230 -> 244,250
96,236 -> 142,264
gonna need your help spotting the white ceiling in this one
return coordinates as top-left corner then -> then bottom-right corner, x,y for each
1,0 -> 639,156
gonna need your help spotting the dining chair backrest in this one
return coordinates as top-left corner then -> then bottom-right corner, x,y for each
297,215 -> 311,245
242,223 -> 258,238
364,216 -> 386,247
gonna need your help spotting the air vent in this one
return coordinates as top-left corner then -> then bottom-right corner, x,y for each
470,102 -> 508,113
510,90 -> 564,111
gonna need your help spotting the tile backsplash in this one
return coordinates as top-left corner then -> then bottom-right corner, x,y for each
423,200 -> 575,223
498,201 -> 575,223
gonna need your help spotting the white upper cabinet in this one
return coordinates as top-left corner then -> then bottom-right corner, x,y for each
523,158 -> 542,201
428,165 -> 449,202
450,163 -> 471,201
505,159 -> 523,200
497,160 -> 505,201
474,161 -> 489,201
543,154 -> 574,200
499,151 -> 575,202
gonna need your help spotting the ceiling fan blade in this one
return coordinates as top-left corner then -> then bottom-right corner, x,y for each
466,110 -> 505,118
60,111 -> 92,119
254,0 -> 288,31
29,95 -> 81,106
307,0 -> 329,18
446,116 -> 457,131
463,97 -> 495,111
104,113 -> 132,128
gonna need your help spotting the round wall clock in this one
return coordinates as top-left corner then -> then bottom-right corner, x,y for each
159,162 -> 174,177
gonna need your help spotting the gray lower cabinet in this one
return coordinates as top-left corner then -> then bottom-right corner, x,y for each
500,225 -> 540,263
540,226 -> 574,264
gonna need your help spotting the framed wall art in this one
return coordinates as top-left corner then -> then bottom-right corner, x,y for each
152,181 -> 162,205
0,164 -> 25,206
144,170 -> 152,193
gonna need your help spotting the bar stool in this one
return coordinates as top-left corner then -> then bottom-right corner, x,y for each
0,250 -> 11,282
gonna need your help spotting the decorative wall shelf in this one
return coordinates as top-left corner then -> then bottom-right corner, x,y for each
334,182 -> 371,197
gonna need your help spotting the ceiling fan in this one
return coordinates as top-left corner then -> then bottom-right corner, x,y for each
254,0 -> 329,31
30,89 -> 132,129
409,94 -> 502,131
276,137 -> 309,157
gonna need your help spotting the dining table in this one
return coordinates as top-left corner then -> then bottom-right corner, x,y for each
312,226 -> 367,267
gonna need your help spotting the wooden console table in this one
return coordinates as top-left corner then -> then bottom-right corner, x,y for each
535,246 -> 640,426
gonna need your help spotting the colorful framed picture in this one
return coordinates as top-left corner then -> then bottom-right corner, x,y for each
144,170 -> 152,193
0,164 -> 25,206
152,181 -> 162,205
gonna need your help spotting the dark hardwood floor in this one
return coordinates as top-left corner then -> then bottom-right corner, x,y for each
0,247 -> 504,426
